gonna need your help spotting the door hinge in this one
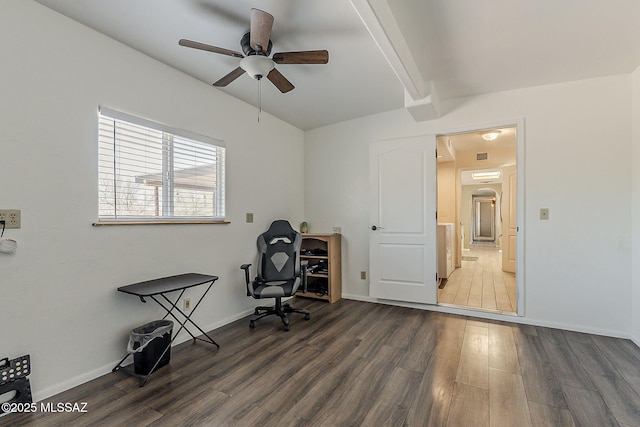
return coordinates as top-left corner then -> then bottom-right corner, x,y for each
436,211 -> 438,220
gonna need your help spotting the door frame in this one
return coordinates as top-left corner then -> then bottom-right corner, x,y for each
438,118 -> 526,316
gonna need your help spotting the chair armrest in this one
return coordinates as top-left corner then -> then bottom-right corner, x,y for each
240,264 -> 252,296
301,260 -> 308,293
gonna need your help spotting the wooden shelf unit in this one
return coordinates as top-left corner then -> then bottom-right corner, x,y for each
298,233 -> 341,303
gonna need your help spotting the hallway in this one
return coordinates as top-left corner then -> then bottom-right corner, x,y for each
438,245 -> 517,314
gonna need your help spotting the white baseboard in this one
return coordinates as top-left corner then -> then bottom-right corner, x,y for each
33,307 -> 255,402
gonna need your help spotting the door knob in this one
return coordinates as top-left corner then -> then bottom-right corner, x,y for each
371,225 -> 384,230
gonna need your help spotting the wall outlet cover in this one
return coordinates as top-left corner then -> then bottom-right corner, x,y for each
0,209 -> 21,229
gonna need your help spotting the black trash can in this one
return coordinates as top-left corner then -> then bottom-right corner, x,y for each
127,320 -> 173,375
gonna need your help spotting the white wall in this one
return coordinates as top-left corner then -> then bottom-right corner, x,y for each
0,0 -> 304,400
632,65 -> 640,346
305,74 -> 633,337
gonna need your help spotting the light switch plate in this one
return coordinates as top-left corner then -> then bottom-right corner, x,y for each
540,208 -> 549,220
246,212 -> 254,223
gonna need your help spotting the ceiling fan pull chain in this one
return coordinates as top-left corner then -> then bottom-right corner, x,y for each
258,78 -> 262,123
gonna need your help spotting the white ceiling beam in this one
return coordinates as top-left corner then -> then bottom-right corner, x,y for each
404,81 -> 441,122
350,0 -> 426,100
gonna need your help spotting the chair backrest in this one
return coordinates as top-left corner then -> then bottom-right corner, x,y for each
256,220 -> 301,282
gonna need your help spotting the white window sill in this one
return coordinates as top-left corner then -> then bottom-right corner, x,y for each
92,219 -> 230,226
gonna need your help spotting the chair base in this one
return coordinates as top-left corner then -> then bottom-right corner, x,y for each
250,297 -> 310,331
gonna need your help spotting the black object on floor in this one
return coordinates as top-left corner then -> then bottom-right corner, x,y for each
0,355 -> 32,416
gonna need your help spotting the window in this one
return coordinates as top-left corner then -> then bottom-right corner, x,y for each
97,107 -> 225,223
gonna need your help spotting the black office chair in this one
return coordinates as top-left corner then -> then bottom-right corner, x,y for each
241,220 -> 310,331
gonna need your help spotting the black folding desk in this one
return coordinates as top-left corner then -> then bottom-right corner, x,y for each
112,273 -> 219,386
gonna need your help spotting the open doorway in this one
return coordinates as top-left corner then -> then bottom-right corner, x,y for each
436,126 -> 518,314
471,191 -> 498,244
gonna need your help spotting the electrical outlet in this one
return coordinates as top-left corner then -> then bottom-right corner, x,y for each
332,226 -> 341,234
361,271 -> 367,280
183,298 -> 191,311
0,210 -> 21,229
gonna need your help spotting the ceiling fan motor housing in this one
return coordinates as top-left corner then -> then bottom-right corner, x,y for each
241,32 -> 272,56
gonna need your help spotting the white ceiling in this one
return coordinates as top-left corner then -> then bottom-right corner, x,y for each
33,0 -> 640,130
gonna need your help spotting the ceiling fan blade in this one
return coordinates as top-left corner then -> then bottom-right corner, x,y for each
213,67 -> 246,87
267,68 -> 295,93
272,50 -> 329,65
250,8 -> 274,53
179,39 -> 243,58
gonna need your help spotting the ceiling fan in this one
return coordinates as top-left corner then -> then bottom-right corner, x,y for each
179,8 -> 329,93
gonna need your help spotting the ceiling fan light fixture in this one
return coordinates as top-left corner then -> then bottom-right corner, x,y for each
481,130 -> 502,141
240,55 -> 275,80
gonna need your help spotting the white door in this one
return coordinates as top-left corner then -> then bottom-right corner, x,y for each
501,165 -> 517,273
369,135 -> 437,304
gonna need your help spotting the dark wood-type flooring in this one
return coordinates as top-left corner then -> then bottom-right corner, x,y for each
5,298 -> 640,426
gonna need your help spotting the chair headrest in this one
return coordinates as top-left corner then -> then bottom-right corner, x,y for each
262,220 -> 298,244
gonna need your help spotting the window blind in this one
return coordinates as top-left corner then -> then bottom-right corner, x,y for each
97,107 -> 225,221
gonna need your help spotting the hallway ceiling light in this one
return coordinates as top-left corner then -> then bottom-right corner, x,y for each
472,171 -> 501,180
481,130 -> 502,141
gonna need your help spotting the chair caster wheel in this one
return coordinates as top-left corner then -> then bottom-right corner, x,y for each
254,309 -> 260,315
304,314 -> 310,320
249,321 -> 255,329
284,324 -> 290,331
